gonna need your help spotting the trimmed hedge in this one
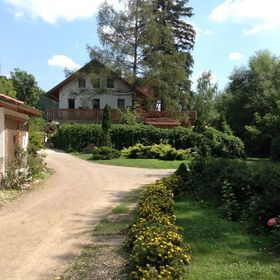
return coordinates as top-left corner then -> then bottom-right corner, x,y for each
126,178 -> 190,279
53,123 -> 245,159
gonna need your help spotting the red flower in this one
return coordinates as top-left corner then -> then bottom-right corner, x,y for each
267,217 -> 277,227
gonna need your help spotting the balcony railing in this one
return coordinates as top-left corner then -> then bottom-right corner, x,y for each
45,109 -> 197,125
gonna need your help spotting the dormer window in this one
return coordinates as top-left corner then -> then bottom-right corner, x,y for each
78,77 -> 86,88
107,78 -> 114,88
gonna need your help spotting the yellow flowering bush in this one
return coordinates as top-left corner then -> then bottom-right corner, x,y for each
126,179 -> 191,279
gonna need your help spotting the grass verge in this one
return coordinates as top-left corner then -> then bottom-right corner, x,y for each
175,195 -> 280,280
62,189 -> 142,280
71,152 -> 189,169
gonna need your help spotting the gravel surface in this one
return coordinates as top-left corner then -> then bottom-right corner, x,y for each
0,149 -> 173,280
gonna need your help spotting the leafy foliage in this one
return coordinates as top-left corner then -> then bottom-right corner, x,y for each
122,143 -> 191,160
91,146 -> 120,160
218,50 -> 280,156
0,76 -> 16,98
53,123 -> 245,159
11,68 -> 42,106
185,157 -> 280,246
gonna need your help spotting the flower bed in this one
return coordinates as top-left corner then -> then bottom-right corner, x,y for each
126,178 -> 190,279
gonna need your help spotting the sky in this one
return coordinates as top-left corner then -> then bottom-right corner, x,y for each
1,0 -> 280,92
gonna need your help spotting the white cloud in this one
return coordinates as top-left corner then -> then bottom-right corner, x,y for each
229,52 -> 243,61
3,0 -> 120,24
210,0 -> 280,35
48,55 -> 80,69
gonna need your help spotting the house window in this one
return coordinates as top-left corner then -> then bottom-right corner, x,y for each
117,99 -> 125,110
91,77 -> 100,88
78,77 -> 86,88
68,98 -> 75,109
107,78 -> 114,88
92,99 -> 100,109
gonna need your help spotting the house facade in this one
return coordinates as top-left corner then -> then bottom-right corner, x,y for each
46,59 -> 197,127
0,93 -> 41,177
47,59 -> 139,111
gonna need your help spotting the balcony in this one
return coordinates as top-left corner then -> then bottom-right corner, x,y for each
45,109 -> 197,127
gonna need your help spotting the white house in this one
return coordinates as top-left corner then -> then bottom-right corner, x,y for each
46,59 -> 149,110
0,93 -> 41,177
45,59 -> 197,127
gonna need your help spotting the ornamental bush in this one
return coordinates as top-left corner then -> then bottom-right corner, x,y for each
91,146 -> 120,160
126,179 -> 191,279
122,144 -> 191,161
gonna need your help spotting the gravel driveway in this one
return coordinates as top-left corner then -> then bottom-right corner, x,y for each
0,149 -> 173,280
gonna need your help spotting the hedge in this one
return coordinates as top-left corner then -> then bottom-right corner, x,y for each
53,123 -> 245,158
126,177 -> 190,279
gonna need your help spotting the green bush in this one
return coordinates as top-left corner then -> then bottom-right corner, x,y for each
122,143 -> 191,161
28,117 -> 45,155
53,123 -> 245,159
271,135 -> 280,161
27,154 -> 45,178
186,157 -> 280,238
91,146 -> 120,160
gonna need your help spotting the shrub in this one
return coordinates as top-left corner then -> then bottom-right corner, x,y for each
122,144 -> 191,161
100,105 -> 112,147
271,135 -> 280,161
53,123 -> 245,159
126,179 -> 190,279
186,157 -> 280,238
91,146 -> 120,160
120,109 -> 138,125
28,117 -> 44,155
27,154 -> 46,179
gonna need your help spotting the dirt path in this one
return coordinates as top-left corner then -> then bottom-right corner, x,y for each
0,149 -> 173,280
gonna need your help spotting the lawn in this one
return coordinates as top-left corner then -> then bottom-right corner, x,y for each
71,152 -> 190,169
175,195 -> 280,280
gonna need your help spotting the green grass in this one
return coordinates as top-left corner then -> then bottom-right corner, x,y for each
71,152 -> 189,169
175,195 -> 280,280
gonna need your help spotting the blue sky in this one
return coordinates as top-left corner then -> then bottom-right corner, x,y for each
1,0 -> 280,92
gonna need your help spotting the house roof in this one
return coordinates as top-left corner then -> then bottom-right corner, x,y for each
46,59 -> 155,101
0,93 -> 41,117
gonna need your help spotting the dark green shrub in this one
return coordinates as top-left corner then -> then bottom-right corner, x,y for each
91,146 -> 120,160
100,104 -> 112,146
187,157 -> 280,237
271,135 -> 280,161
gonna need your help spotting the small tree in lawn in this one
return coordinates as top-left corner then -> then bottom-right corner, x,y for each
100,104 -> 112,146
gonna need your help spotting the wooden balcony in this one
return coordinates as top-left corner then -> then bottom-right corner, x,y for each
45,109 -> 197,127
45,109 -> 122,123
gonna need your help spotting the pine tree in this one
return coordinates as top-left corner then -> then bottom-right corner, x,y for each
92,0 -> 196,111
143,0 -> 196,110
